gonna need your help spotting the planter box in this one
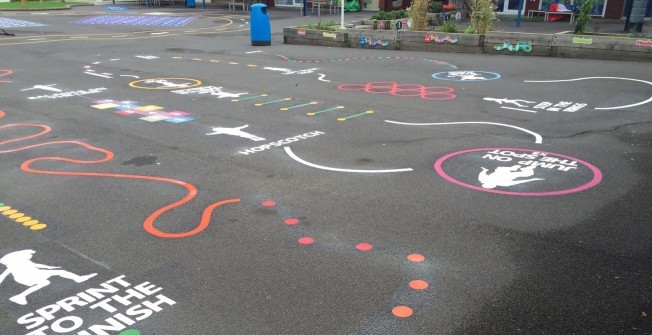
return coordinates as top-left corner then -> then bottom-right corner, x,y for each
348,29 -> 399,49
485,32 -> 554,57
552,34 -> 652,61
283,27 -> 349,48
427,11 -> 467,25
399,31 -> 483,53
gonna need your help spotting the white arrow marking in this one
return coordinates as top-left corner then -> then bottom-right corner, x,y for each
384,120 -> 543,144
284,147 -> 413,173
524,77 -> 652,110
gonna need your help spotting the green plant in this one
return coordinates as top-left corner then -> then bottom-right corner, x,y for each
298,20 -> 338,31
429,1 -> 444,13
573,0 -> 595,34
408,0 -> 430,30
371,9 -> 408,20
440,20 -> 460,33
464,24 -> 474,34
469,0 -> 495,34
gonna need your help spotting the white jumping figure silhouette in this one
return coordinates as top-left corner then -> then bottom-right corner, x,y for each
206,125 -> 266,141
447,71 -> 487,81
144,79 -> 191,88
478,164 -> 544,189
0,249 -> 97,305
483,97 -> 536,108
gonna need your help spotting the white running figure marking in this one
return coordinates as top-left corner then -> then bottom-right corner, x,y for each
483,97 -> 536,108
206,125 -> 265,141
478,164 -> 544,189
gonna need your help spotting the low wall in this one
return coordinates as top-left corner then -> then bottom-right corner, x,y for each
283,24 -> 652,61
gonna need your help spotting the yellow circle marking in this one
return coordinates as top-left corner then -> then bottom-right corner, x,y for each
16,217 -> 32,223
129,78 -> 202,90
3,209 -> 18,216
231,99 -> 239,102
10,213 -> 25,219
30,223 -> 47,231
284,98 -> 292,101
310,102 -> 318,104
0,206 -> 11,211
23,220 -> 39,227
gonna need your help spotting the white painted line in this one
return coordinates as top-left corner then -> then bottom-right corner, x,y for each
30,13 -> 49,15
111,35 -> 129,38
184,30 -> 198,33
384,120 -> 543,144
525,77 -> 652,110
84,71 -> 113,79
317,73 -> 330,82
246,51 -> 262,54
284,147 -> 413,173
109,58 -> 120,61
150,32 -> 169,35
27,38 -> 46,41
69,36 -> 89,39
92,62 -> 101,65
501,106 -> 537,113
216,28 -> 227,30
120,75 -> 140,78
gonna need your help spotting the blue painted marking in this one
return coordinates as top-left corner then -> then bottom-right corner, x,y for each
164,116 -> 194,123
72,15 -> 196,27
432,71 -> 501,82
0,18 -> 47,28
103,6 -> 129,11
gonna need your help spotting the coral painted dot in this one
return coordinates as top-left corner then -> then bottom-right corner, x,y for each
298,237 -> 314,245
262,201 -> 276,207
284,218 -> 299,225
407,254 -> 425,262
355,243 -> 373,251
409,280 -> 429,290
392,305 -> 414,318
30,223 -> 47,231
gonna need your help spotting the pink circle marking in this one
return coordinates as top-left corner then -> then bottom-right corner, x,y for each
434,148 -> 602,196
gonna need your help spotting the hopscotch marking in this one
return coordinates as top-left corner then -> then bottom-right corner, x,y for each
280,102 -> 318,111
307,106 -> 345,116
337,111 -> 373,121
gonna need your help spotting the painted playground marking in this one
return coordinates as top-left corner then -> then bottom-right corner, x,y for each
129,78 -> 201,90
0,202 -> 46,231
434,148 -> 602,196
339,82 -> 456,101
524,77 -> 652,110
284,147 -> 413,173
432,71 -> 501,82
71,15 -> 197,27
483,98 -> 587,114
384,120 -> 543,144
0,18 -> 47,28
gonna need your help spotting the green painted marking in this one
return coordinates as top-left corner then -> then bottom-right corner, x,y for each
281,101 -> 318,111
337,111 -> 373,121
118,330 -> 141,335
307,106 -> 345,116
255,98 -> 292,106
232,94 -> 268,102
0,203 -> 4,207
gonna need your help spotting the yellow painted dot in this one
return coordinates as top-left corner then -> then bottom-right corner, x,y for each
261,94 -> 268,97
23,220 -> 39,227
210,59 -> 220,62
280,108 -> 288,111
247,64 -> 257,67
337,106 -> 345,109
366,111 -> 374,114
337,118 -> 346,121
284,98 -> 292,101
231,99 -> 239,102
192,58 -> 202,61
30,223 -> 47,231
307,113 -> 315,116
0,206 -> 11,211
228,62 -> 238,64
172,56 -> 182,59
310,102 -> 318,104
10,213 -> 25,219
3,209 -> 18,216
254,104 -> 262,106
16,217 -> 32,223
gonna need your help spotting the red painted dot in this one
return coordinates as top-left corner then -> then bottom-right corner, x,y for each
407,253 -> 425,262
298,237 -> 314,245
409,280 -> 429,290
262,201 -> 276,207
392,305 -> 414,318
355,243 -> 373,251
284,218 -> 299,225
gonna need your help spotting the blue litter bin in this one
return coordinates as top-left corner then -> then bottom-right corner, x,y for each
250,4 -> 271,46
186,0 -> 195,8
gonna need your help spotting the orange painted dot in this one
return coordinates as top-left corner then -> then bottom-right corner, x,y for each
284,218 -> 299,225
30,223 -> 47,230
298,237 -> 314,245
262,201 -> 276,207
407,254 -> 425,262
355,243 -> 373,251
409,280 -> 429,290
392,305 -> 413,318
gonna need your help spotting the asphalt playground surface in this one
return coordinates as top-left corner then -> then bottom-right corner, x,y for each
0,5 -> 651,335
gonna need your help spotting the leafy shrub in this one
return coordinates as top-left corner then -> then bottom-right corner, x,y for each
408,0 -> 430,30
298,20 -> 338,31
371,9 -> 408,20
440,20 -> 460,32
469,0 -> 495,34
464,25 -> 474,34
573,0 -> 594,34
429,1 -> 444,13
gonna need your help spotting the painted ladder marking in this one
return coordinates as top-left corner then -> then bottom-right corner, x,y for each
280,101 -> 318,111
384,120 -> 544,144
337,111 -> 373,121
307,106 -> 345,116
255,98 -> 292,106
231,94 -> 268,102
284,147 -> 413,174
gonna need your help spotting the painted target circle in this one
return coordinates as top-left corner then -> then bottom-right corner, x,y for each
129,78 -> 202,90
432,71 -> 501,82
434,148 -> 602,196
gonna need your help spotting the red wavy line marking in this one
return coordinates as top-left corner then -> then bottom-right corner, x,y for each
0,112 -> 239,238
0,70 -> 12,83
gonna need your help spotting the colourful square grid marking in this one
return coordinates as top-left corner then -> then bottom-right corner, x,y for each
115,110 -> 138,116
92,103 -> 120,109
71,15 -> 197,27
164,116 -> 194,123
115,104 -> 140,110
140,115 -> 169,122
0,18 -> 48,28
135,105 -> 164,112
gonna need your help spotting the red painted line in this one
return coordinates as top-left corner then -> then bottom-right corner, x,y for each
0,117 -> 239,238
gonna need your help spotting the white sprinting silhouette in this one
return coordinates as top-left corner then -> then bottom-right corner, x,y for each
143,79 -> 192,88
483,98 -> 536,108
447,71 -> 487,81
20,84 -> 62,92
206,125 -> 265,141
0,250 -> 97,305
172,86 -> 248,98
263,67 -> 319,75
478,165 -> 544,189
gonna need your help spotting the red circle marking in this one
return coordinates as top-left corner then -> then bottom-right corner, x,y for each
262,201 -> 276,207
0,111 -> 5,118
298,237 -> 314,245
392,305 -> 414,318
284,218 -> 299,225
409,280 -> 429,290
355,242 -> 373,251
434,148 -> 602,196
407,254 -> 425,262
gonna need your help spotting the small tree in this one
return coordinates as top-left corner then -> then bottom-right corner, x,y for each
408,0 -> 431,31
468,0 -> 495,34
573,0 -> 595,34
